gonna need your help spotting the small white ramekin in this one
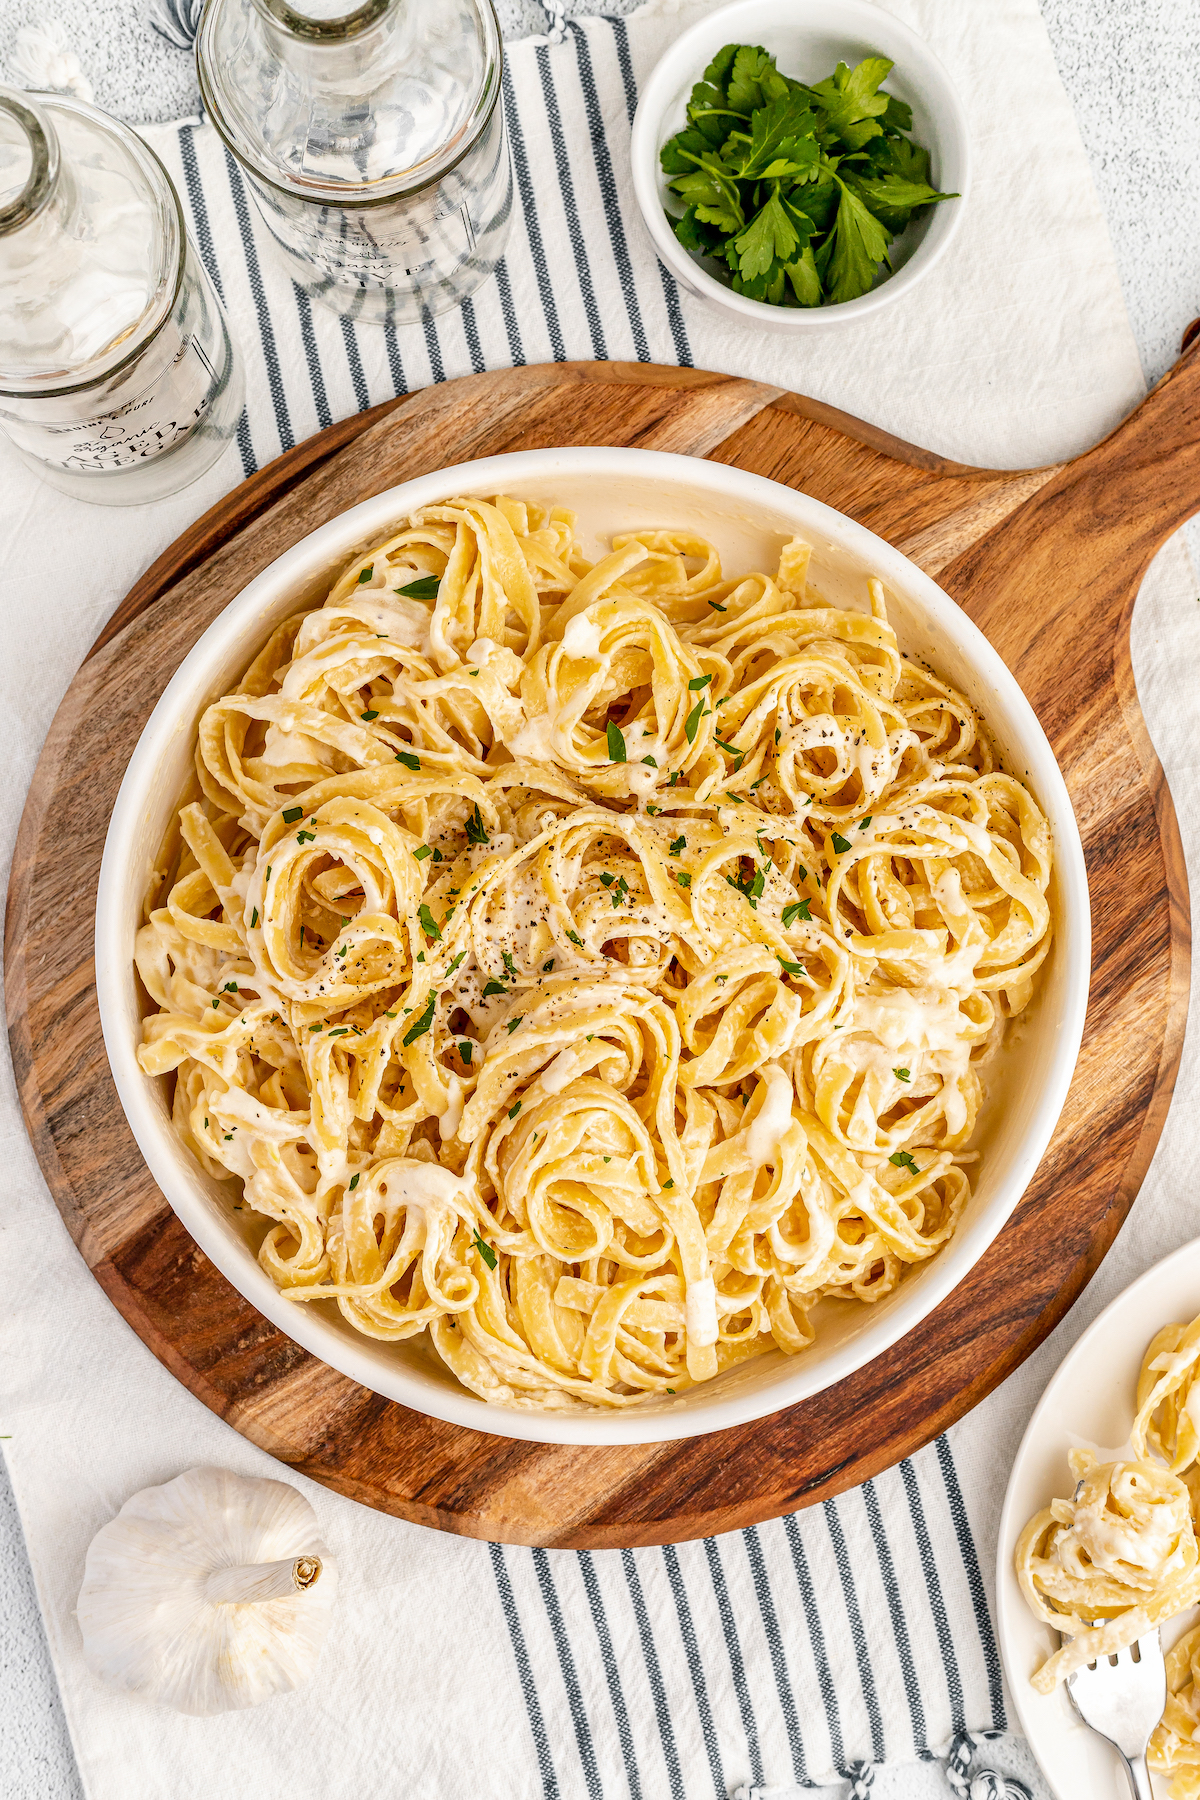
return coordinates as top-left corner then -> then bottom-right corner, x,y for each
630,0 -> 971,333
96,448 -> 1087,1447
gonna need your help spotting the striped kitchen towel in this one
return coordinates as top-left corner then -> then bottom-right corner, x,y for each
6,0 -> 1159,1794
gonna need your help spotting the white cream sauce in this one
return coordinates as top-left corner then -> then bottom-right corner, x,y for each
745,1063 -> 794,1165
562,612 -> 605,660
685,1276 -> 719,1348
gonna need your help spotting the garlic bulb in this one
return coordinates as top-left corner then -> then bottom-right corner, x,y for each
77,1466 -> 337,1714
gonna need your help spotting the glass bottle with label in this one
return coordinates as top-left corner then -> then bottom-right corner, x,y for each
196,0 -> 512,326
0,87 -> 244,506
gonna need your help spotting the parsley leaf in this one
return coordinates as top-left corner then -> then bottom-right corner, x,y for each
472,1229 -> 498,1270
394,750 -> 421,771
685,698 -> 707,743
465,804 -> 489,845
418,903 -> 442,941
820,180 -> 894,304
397,575 -> 440,599
782,899 -> 812,926
894,1067 -> 911,1082
830,832 -> 853,854
606,719 -> 627,762
889,1149 -> 920,1175
402,994 -> 436,1044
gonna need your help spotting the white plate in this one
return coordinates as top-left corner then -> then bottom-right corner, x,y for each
997,1235 -> 1200,1800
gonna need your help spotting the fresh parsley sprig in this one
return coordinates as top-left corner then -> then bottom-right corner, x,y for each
660,44 -> 956,309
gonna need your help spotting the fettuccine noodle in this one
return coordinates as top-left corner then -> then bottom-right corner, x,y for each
1018,1304 -> 1200,1797
136,493 -> 1054,1409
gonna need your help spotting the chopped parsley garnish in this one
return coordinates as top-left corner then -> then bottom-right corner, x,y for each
778,956 -> 805,975
357,565 -> 373,583
859,816 -> 872,830
506,1016 -> 523,1034
642,754 -> 658,768
502,951 -> 518,978
446,951 -> 467,978
831,832 -> 852,854
599,871 -> 615,887
670,835 -> 687,856
611,876 -> 629,908
418,903 -> 442,941
282,806 -> 303,823
684,699 -> 706,743
483,979 -> 508,997
266,866 -> 272,880
349,1173 -> 360,1190
459,1041 -> 473,1065
361,709 -> 379,722
688,673 -> 712,691
662,1178 -> 675,1189
894,1067 -> 911,1082
402,994 -> 436,1044
414,844 -> 433,860
328,1027 -> 350,1037
508,1101 -> 522,1119
395,750 -> 421,771
567,930 -> 585,948
297,828 -> 316,844
397,574 -> 440,600
675,871 -> 692,889
708,600 -> 726,612
223,981 -> 239,994
472,1229 -> 498,1270
250,907 -> 259,928
782,899 -> 812,926
606,720 -> 627,762
465,804 -> 489,845
543,960 -> 554,972
889,1150 -> 920,1175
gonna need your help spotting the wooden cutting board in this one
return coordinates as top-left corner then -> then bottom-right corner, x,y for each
7,357 -> 1198,1548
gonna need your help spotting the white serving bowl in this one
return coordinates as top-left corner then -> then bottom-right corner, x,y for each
96,447 -> 1088,1447
630,0 -> 971,333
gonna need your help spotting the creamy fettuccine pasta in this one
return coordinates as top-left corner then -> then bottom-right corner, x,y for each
1018,1304 -> 1200,1795
1016,1451 -> 1200,1690
135,493 -> 1054,1410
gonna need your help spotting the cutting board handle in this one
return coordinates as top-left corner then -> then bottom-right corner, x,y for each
944,326 -> 1200,649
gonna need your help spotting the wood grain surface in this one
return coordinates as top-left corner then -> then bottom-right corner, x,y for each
6,358 -> 1197,1547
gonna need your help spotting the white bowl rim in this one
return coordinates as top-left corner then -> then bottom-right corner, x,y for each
629,0 -> 973,332
96,444 -> 1090,1447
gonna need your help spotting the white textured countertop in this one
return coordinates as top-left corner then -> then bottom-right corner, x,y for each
3,2 -> 1199,1796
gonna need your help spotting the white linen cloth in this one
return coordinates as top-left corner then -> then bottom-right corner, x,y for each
1,1 -> 1196,1796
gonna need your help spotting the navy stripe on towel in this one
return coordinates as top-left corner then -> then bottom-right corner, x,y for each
490,1543 -> 560,1800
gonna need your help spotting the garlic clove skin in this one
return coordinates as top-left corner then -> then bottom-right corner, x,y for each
77,1466 -> 337,1715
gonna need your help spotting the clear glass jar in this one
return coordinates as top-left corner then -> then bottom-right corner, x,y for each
197,0 -> 512,326
0,87 -> 244,505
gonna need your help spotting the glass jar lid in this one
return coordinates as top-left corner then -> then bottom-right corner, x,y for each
0,89 -> 183,395
197,0 -> 503,205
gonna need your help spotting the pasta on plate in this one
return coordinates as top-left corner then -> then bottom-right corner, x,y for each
135,493 -> 1054,1410
1017,1305 -> 1200,1796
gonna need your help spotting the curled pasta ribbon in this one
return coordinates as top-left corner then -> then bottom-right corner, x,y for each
1150,1625 -> 1200,1799
136,495 -> 1054,1410
1016,1450 -> 1200,1691
1134,1317 -> 1200,1472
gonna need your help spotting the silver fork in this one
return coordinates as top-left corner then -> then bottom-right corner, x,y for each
1064,1631 -> 1166,1800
